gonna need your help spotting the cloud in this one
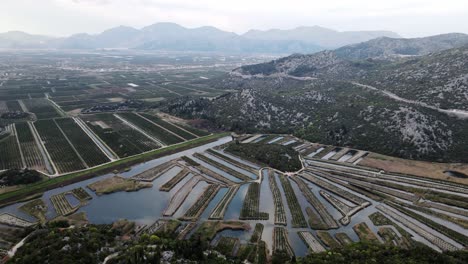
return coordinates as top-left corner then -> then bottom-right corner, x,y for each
1,0 -> 468,37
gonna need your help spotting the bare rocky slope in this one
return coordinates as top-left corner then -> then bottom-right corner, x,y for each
162,38 -> 468,163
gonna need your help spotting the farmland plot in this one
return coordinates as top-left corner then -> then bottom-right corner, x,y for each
5,100 -> 23,112
55,118 -> 110,167
140,113 -> 197,140
15,122 -> 47,171
0,127 -> 23,170
34,119 -> 86,173
22,99 -> 61,119
240,183 -> 269,220
50,193 -> 77,216
83,113 -> 160,156
118,112 -> 184,145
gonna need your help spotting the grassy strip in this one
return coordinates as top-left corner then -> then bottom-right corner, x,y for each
237,244 -> 256,261
181,156 -> 200,166
19,199 -> 47,223
317,231 -> 341,249
369,212 -> 420,248
192,220 -> 250,242
353,222 -> 380,243
0,133 -> 228,206
180,184 -> 221,221
71,187 -> 92,202
273,227 -> 294,257
206,149 -> 257,174
215,237 -> 239,257
209,185 -> 240,220
250,223 -> 264,243
291,176 -> 338,229
257,240 -> 267,263
160,168 -> 190,191
193,152 -> 251,181
335,233 -> 353,245
269,171 -> 287,226
240,183 -> 269,220
87,176 -> 152,195
386,202 -> 468,246
278,174 -> 308,228
395,200 -> 468,229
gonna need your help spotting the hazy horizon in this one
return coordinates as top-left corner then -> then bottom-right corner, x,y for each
1,0 -> 468,38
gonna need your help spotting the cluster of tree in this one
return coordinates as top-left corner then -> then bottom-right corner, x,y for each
8,221 -> 468,264
225,143 -> 302,172
0,169 -> 42,186
296,242 -> 468,264
81,100 -> 145,114
0,112 -> 29,119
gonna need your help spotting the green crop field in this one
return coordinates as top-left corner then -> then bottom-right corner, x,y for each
118,112 -> 184,145
15,122 -> 47,171
54,118 -> 110,167
34,119 -> 86,173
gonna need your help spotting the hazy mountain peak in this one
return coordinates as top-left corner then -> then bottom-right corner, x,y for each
0,22 -> 409,53
142,22 -> 186,32
242,26 -> 400,48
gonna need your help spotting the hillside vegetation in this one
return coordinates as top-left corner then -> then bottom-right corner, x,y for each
162,42 -> 468,163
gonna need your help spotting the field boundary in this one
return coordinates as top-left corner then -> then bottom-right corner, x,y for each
0,133 -> 229,207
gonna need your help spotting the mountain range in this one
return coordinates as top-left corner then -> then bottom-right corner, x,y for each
0,22 -> 399,53
162,33 -> 468,163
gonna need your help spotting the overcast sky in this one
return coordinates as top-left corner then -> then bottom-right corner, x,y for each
2,0 -> 468,37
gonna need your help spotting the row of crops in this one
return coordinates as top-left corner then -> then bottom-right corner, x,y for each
0,127 -> 23,170
15,122 -> 47,171
54,118 -> 110,167
269,171 -> 287,225
22,99 -> 62,119
118,112 -> 185,145
193,153 -> 251,181
278,174 -> 308,228
160,168 -> 190,191
50,193 -> 76,216
83,113 -> 160,158
180,184 -> 221,221
240,183 -> 269,220
140,113 -> 198,140
34,119 -> 86,173
2,109 -> 209,174
209,185 -> 240,219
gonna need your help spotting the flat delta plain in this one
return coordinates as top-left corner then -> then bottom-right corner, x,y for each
0,51 -> 467,261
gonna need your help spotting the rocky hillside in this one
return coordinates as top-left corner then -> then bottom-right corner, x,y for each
162,42 -> 468,163
334,33 -> 468,59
